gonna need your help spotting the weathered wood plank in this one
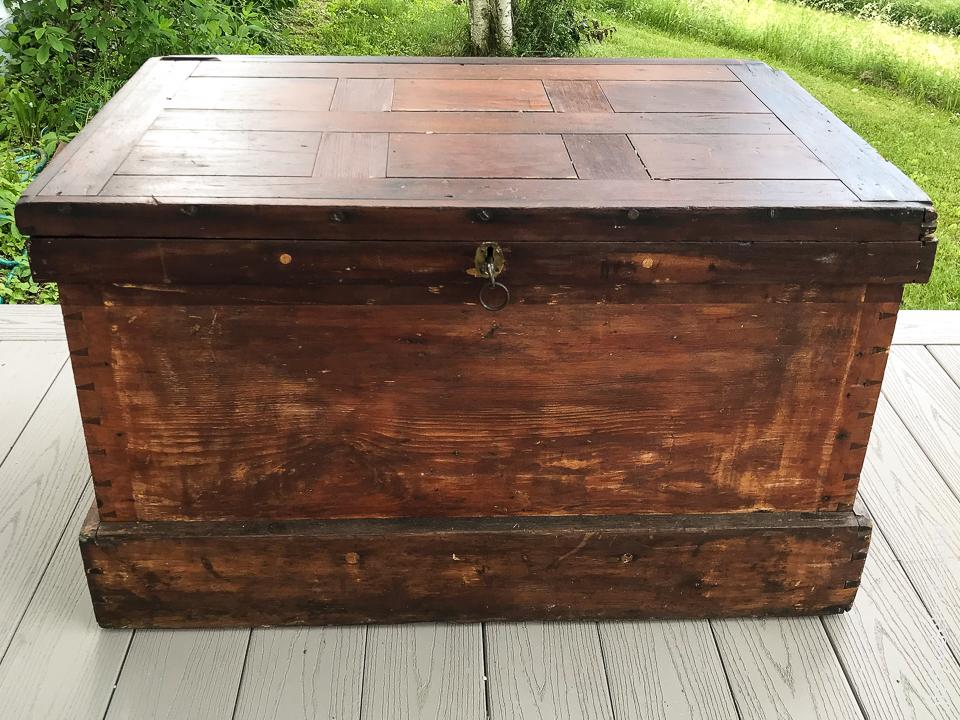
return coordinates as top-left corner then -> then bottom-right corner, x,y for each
891,311 -> 960,345
712,617 -> 864,719
599,620 -> 739,720
53,298 -> 879,521
0,305 -> 66,341
387,134 -> 576,179
105,629 -> 249,720
731,62 -> 929,202
858,395 -> 960,659
361,624 -> 485,720
38,59 -> 198,197
0,340 -> 67,455
168,76 -> 338,111
234,627 -> 365,720
393,78 -> 552,111
0,485 -> 132,720
486,622 -> 614,720
79,512 -> 867,627
0,366 -> 90,654
823,512 -> 960,720
882,346 -> 960,498
152,109 -> 790,135
193,61 -> 739,80
601,80 -> 768,113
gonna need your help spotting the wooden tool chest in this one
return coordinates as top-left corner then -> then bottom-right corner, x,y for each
18,56 -> 936,627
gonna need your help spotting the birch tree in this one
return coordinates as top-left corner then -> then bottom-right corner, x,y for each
469,0 -> 514,53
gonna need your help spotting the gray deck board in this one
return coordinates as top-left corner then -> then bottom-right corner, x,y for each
0,339 -> 67,461
0,305 -> 66,341
711,617 -> 864,719
858,396 -> 960,661
0,307 -> 959,719
485,622 -> 615,720
824,514 -> 960,720
234,626 -> 365,720
599,620 -> 739,720
0,365 -> 91,654
0,485 -> 133,720
362,624 -> 486,720
104,629 -> 249,720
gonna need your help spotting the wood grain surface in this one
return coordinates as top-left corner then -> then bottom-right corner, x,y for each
361,624 -> 486,720
0,485 -> 133,720
234,627 -> 364,720
0,366 -> 90,654
882,347 -> 960,498
18,56 -> 932,243
486,622 -> 614,720
105,629 -> 248,720
824,515 -> 960,720
712,617 -> 864,719
79,511 -> 869,627
599,620 -> 739,720
60,296 -> 876,521
858,396 -> 960,659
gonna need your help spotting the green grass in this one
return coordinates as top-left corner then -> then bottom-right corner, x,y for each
278,0 -> 469,55
594,0 -> 960,110
785,0 -> 960,36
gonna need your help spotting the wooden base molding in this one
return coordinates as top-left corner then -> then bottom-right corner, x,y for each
80,507 -> 871,628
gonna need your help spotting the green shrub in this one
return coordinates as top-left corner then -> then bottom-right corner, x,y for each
512,0 -> 614,56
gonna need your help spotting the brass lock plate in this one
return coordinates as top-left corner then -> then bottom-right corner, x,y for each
470,242 -> 506,278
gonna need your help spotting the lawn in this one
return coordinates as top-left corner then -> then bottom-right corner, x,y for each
785,0 -> 960,35
0,0 -> 957,309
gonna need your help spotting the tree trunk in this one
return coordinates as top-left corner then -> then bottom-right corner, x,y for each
469,0 -> 513,54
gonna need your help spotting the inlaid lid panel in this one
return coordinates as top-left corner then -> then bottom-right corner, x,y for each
17,56 -> 932,242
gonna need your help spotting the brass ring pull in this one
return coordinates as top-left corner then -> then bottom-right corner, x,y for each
474,242 -> 509,312
480,279 -> 510,312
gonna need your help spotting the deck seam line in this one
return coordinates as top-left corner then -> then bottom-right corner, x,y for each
818,615 -> 869,720
880,366 -> 960,510
707,620 -> 744,720
0,478 -> 88,668
228,629 -> 254,720
593,622 -> 620,720
99,630 -> 136,720
858,489 -> 960,668
0,355 -> 69,471
480,623 -> 492,720
356,625 -> 369,720
927,344 -> 960,392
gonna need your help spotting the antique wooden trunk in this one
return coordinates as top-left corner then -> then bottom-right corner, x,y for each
18,56 -> 936,628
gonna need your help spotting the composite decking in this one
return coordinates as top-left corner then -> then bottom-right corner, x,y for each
0,305 -> 959,720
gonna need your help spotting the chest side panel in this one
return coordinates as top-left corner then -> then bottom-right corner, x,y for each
61,285 -> 894,522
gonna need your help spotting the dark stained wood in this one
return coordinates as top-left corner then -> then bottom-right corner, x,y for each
312,133 -> 388,178
33,59 -> 198,197
629,134 -> 835,180
20,200 -> 929,244
387,134 -> 576,179
731,62 -> 928,202
543,80 -> 612,112
61,292 -> 876,521
152,109 -> 790,135
169,76 -> 338,111
601,81 -> 769,113
19,57 -> 936,625
79,508 -> 871,627
563,135 -> 649,180
194,61 -> 740,81
32,240 -> 937,287
392,79 -> 552,112
329,78 -> 394,111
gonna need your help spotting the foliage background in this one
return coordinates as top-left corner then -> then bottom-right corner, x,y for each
0,0 -> 956,308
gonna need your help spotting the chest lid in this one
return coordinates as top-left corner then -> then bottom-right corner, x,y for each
18,56 -> 935,270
